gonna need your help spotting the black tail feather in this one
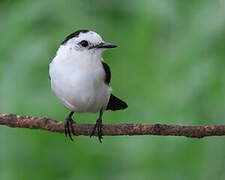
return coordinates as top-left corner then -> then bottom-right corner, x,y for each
106,94 -> 128,111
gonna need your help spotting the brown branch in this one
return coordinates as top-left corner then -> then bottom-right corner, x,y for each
0,113 -> 225,138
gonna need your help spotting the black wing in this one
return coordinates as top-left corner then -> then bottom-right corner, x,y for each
101,61 -> 128,111
106,94 -> 128,111
101,61 -> 111,84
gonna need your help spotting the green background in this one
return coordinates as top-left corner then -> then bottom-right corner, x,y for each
0,0 -> 225,179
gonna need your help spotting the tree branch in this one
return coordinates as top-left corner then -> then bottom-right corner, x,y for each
0,113 -> 225,138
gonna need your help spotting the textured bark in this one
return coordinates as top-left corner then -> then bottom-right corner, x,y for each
0,113 -> 225,138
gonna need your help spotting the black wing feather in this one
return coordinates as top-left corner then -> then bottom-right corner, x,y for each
101,61 -> 128,111
106,94 -> 128,111
101,61 -> 111,84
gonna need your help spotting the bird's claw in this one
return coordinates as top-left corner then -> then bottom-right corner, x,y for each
64,116 -> 76,141
90,118 -> 103,143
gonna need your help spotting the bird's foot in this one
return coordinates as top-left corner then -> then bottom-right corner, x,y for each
90,118 -> 103,143
64,115 -> 76,141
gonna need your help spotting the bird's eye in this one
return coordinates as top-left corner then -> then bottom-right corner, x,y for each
80,40 -> 88,47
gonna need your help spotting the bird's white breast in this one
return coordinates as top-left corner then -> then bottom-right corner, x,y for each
49,47 -> 112,113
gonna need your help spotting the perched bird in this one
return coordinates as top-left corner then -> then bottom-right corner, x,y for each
49,30 -> 128,142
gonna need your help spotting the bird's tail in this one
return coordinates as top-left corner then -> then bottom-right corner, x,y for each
106,94 -> 128,111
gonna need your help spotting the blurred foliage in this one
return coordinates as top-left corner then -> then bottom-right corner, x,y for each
0,0 -> 225,179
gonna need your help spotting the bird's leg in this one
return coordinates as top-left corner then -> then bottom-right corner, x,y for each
90,108 -> 104,143
64,111 -> 76,141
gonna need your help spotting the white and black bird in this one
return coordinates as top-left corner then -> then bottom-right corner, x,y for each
49,30 -> 128,142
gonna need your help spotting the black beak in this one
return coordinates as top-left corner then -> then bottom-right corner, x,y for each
90,42 -> 117,49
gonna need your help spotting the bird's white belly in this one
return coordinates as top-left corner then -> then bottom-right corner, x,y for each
50,61 -> 112,113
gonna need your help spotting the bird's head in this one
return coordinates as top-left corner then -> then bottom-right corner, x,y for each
60,30 -> 117,56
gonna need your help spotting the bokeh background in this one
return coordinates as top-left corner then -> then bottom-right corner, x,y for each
0,0 -> 225,179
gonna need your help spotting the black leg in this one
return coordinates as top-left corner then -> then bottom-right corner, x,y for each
64,111 -> 76,141
90,108 -> 104,143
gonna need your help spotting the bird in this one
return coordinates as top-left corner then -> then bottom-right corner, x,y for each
49,29 -> 128,142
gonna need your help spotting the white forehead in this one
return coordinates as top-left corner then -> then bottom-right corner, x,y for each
79,31 -> 103,42
68,31 -> 104,45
